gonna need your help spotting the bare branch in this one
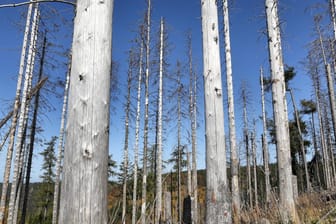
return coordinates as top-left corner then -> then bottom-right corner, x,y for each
0,0 -> 75,8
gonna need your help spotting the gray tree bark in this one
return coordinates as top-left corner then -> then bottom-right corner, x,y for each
251,122 -> 258,208
141,1 -> 151,223
288,88 -> 311,191
260,67 -> 271,204
8,5 -> 39,223
58,1 -> 113,223
222,1 -> 240,222
21,34 -> 47,224
122,50 -> 133,224
201,0 -> 231,223
187,32 -> 198,224
265,0 -> 299,222
51,55 -> 71,224
132,41 -> 143,224
0,3 -> 33,223
155,18 -> 164,224
242,86 -> 252,209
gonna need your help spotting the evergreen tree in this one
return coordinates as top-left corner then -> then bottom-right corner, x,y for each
35,136 -> 57,224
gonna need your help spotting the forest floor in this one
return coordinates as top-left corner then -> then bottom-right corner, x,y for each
241,191 -> 336,223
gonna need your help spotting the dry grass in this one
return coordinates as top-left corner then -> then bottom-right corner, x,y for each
241,192 -> 336,223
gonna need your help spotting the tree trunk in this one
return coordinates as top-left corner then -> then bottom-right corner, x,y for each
242,87 -> 252,209
288,88 -> 311,192
122,50 -> 133,224
141,1 -> 151,223
187,32 -> 198,224
222,0 -> 240,221
155,18 -> 164,224
0,3 -> 33,223
132,41 -> 143,224
51,54 -> 71,224
7,5 -> 39,224
330,0 -> 336,41
187,152 -> 191,196
265,0 -> 299,222
260,67 -> 271,204
201,0 -> 231,223
58,1 -> 113,223
21,35 -> 46,224
313,71 -> 330,189
164,191 -> 172,223
177,61 -> 182,224
251,121 -> 258,208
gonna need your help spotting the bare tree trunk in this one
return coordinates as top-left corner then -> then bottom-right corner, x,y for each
187,32 -> 198,224
330,0 -> 336,41
21,34 -> 47,224
260,67 -> 271,204
0,4 -> 33,223
251,121 -> 258,209
155,18 -> 164,224
242,87 -> 252,209
311,114 -> 322,188
122,50 -> 133,224
8,5 -> 39,224
164,191 -> 172,223
177,61 -> 182,224
313,71 -> 330,189
322,96 -> 333,187
132,41 -> 143,224
58,1 -> 113,223
222,1 -> 239,221
325,64 -> 336,185
51,54 -> 71,224
316,19 -> 336,150
187,152 -> 191,196
288,89 -> 311,192
201,0 -> 231,223
141,1 -> 151,223
265,0 -> 299,222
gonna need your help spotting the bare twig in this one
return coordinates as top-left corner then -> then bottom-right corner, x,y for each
0,128 -> 10,152
0,0 -> 75,8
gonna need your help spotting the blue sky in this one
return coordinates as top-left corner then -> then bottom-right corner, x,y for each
0,0 -> 332,182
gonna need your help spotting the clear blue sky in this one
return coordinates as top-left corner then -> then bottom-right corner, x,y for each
0,0 -> 331,182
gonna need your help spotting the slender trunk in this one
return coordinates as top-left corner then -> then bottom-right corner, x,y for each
122,51 -> 133,224
242,88 -> 252,209
177,62 -> 182,224
141,1 -> 151,223
187,32 -> 198,224
155,18 -> 164,224
201,0 -> 231,222
51,54 -> 71,224
187,152 -> 191,196
316,19 -> 336,149
260,67 -> 271,204
288,89 -> 311,191
132,41 -> 143,224
8,6 -> 39,224
58,1 -> 113,223
265,0 -> 299,222
322,96 -> 333,187
311,113 -> 321,188
330,0 -> 336,41
222,1 -> 239,221
0,3 -> 33,222
313,71 -> 330,189
251,121 -> 258,208
21,35 -> 46,224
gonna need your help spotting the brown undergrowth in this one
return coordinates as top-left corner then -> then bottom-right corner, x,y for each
241,192 -> 336,223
